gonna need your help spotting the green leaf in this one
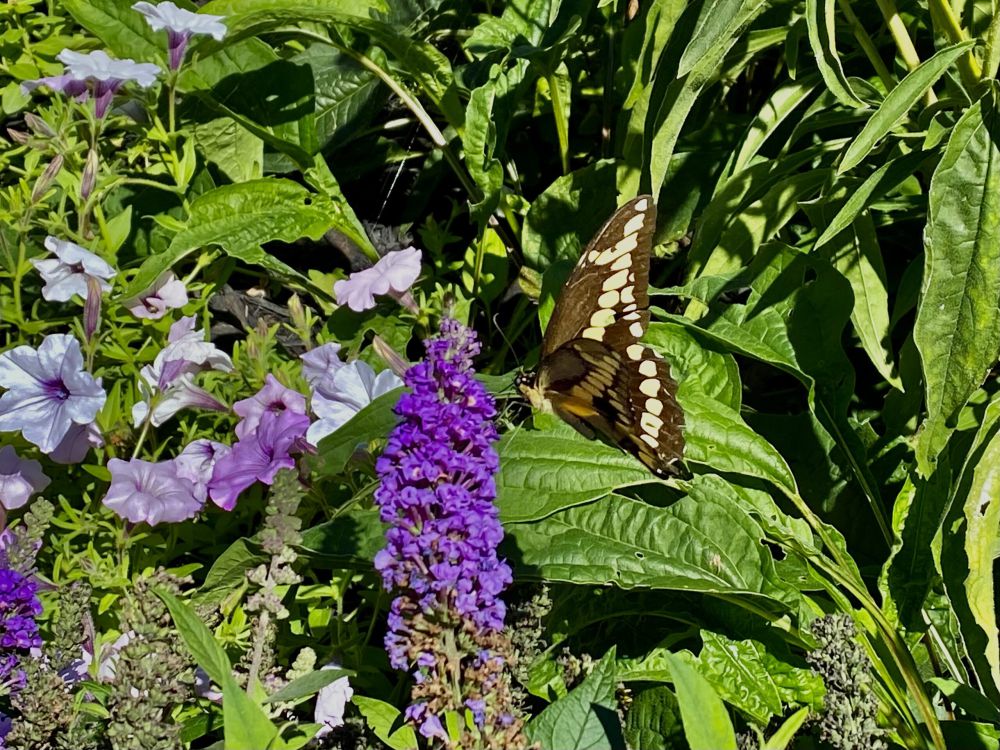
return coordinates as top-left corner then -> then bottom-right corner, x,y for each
915,90 -> 1000,474
961,415 -> 1000,695
665,653 -> 737,750
505,482 -> 796,605
312,388 -> 403,477
265,668 -> 352,704
61,0 -> 166,65
805,0 -> 863,106
496,424 -> 654,523
192,117 -> 264,184
838,41 -> 975,174
644,321 -> 742,410
522,160 -> 618,270
678,0 -> 746,78
123,180 -> 336,299
696,632 -> 824,725
156,590 -> 279,749
762,707 -> 811,750
299,509 -> 386,568
352,696 -> 418,750
464,79 -> 504,225
623,686 -> 685,750
527,649 -> 623,750
193,538 -> 264,607
813,151 -> 926,251
681,390 -> 798,495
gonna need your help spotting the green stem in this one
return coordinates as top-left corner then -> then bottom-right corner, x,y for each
547,71 -> 570,175
872,0 -> 924,73
131,412 -> 153,459
927,0 -> 981,84
837,0 -> 896,91
168,80 -> 177,135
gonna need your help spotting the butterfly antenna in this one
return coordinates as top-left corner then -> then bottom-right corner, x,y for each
491,312 -> 522,373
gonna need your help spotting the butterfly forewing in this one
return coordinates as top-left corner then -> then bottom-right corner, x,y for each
541,196 -> 655,358
524,194 -> 684,475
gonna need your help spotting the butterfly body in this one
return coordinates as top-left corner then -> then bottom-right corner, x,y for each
518,196 -> 684,476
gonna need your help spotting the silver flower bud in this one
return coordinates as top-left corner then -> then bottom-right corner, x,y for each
31,154 -> 64,203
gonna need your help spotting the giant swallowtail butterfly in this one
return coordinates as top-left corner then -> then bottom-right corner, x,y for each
517,196 -> 684,475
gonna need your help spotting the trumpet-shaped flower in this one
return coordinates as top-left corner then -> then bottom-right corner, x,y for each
306,361 -> 402,445
174,439 -> 229,502
0,334 -> 106,455
31,237 -> 116,303
124,272 -> 188,320
300,342 -> 344,396
131,316 -> 232,427
333,247 -> 421,312
102,458 -> 202,526
314,664 -> 354,738
233,375 -> 307,440
0,447 -> 49,511
133,1 -> 227,70
208,408 -> 310,511
48,421 -> 104,465
23,50 -> 160,118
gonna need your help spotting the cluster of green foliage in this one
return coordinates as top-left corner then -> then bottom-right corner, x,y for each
3,0 -> 1000,747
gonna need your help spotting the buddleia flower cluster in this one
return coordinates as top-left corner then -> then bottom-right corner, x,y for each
374,319 -> 528,749
806,614 -> 886,750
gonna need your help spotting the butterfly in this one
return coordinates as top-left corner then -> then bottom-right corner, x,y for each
517,195 -> 684,476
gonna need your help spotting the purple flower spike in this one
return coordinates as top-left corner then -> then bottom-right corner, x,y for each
334,247 -> 422,312
0,334 -> 106,455
208,408 -> 310,511
0,446 -> 50,511
0,566 -> 42,693
133,2 -> 227,71
102,458 -> 203,526
125,271 -> 188,320
232,375 -> 307,441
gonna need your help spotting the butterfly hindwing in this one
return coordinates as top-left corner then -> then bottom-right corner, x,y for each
541,196 -> 655,358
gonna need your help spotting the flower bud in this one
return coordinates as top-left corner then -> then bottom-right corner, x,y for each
81,148 -> 99,201
5,129 -> 29,146
24,112 -> 56,138
372,334 -> 409,379
84,275 -> 103,343
31,154 -> 64,203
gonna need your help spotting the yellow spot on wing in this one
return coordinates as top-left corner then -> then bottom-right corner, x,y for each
639,360 -> 657,377
640,378 -> 659,396
624,214 -> 645,234
602,269 -> 629,291
590,308 -> 616,328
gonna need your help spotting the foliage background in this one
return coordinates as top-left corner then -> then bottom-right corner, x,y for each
3,0 -> 1000,748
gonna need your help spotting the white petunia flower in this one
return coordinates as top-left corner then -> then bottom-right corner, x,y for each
31,236 -> 116,303
133,1 -> 226,70
306,360 -> 402,445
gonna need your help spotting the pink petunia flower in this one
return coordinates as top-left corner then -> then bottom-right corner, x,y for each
23,50 -> 160,118
0,446 -> 50,511
133,1 -> 227,70
102,458 -> 202,525
232,375 -> 307,441
125,272 -> 188,320
333,247 -> 422,312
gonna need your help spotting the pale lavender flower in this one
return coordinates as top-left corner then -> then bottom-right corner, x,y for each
0,334 -> 106,454
174,439 -> 229,502
300,342 -> 344,396
0,447 -> 49,511
31,237 -> 116,302
306,361 -> 402,445
194,666 -> 222,702
314,663 -> 354,738
102,458 -> 202,525
23,50 -> 160,118
131,316 -> 232,427
124,272 -> 188,320
232,375 -> 307,441
133,1 -> 227,70
49,421 -> 104,464
333,247 -> 421,312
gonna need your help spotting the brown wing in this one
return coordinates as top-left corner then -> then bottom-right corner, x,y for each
539,338 -> 683,475
541,196 -> 656,358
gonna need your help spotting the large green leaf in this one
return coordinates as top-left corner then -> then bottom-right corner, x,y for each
62,0 -> 166,65
156,590 -> 279,749
505,486 -> 796,606
123,180 -> 336,299
838,41 -> 976,173
914,90 -> 1000,475
527,649 -> 624,750
352,697 -> 419,750
496,424 -> 653,523
680,390 -> 797,495
696,632 -> 824,726
644,321 -> 742,410
624,686 -> 685,750
299,509 -> 386,568
666,653 -> 738,750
